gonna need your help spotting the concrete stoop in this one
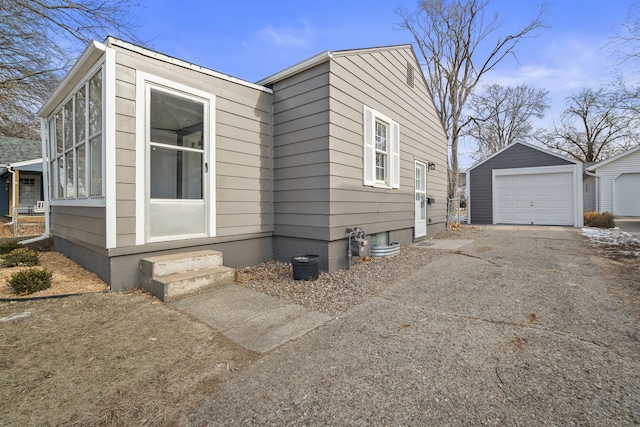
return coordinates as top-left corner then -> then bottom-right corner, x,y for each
139,250 -> 235,302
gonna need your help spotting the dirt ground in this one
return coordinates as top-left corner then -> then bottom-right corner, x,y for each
1,225 -> 639,426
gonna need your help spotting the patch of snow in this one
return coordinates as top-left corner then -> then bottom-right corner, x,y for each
581,227 -> 640,259
581,227 -> 638,245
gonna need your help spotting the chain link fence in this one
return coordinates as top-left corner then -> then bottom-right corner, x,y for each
446,198 -> 464,228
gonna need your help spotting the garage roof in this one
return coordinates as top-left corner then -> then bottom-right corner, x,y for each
585,145 -> 640,171
467,141 -> 581,171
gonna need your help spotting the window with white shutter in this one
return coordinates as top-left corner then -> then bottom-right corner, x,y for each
362,105 -> 400,189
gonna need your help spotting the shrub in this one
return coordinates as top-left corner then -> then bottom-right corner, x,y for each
2,247 -> 39,267
0,240 -> 20,255
8,268 -> 53,295
584,211 -> 616,228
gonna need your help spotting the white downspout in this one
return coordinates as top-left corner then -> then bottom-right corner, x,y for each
6,166 -> 16,227
20,119 -> 50,245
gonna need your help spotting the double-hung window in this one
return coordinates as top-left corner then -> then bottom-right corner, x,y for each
363,105 -> 400,188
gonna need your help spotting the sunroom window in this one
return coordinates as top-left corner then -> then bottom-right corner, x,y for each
47,67 -> 103,200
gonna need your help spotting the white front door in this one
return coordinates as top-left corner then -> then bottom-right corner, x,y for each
415,161 -> 427,238
146,86 -> 210,241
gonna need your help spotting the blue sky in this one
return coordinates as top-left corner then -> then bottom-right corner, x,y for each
133,0 -> 639,165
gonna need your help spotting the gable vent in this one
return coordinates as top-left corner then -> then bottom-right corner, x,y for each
406,62 -> 414,88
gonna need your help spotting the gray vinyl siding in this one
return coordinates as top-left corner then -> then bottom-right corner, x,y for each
328,47 -> 448,240
270,46 -> 448,270
583,174 -> 597,212
51,206 -> 106,248
469,143 -> 574,224
272,62 -> 332,240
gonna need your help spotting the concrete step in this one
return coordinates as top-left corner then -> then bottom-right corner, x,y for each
140,250 -> 224,278
141,266 -> 235,302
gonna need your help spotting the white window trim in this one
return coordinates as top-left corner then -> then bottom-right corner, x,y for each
363,105 -> 400,189
45,52 -> 110,210
135,71 -> 216,245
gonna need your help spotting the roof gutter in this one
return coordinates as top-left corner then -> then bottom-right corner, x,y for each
256,50 -> 333,86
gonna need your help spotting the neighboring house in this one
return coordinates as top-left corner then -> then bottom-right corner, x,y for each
585,145 -> 640,217
0,136 -> 44,218
37,38 -> 448,291
466,141 -> 583,227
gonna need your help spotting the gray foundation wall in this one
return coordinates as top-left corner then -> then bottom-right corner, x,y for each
59,221 -> 444,291
274,225 -> 420,272
55,235 -> 273,291
54,236 -> 111,285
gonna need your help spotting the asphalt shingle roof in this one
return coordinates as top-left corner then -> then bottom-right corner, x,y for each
0,135 -> 41,166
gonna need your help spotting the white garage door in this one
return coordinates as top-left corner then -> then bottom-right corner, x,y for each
494,171 -> 575,225
614,173 -> 640,216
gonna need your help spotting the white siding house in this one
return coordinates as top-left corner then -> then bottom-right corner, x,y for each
586,145 -> 640,216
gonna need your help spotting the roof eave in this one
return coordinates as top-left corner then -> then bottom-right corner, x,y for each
585,144 -> 640,171
38,40 -> 107,117
468,141 -> 582,171
256,50 -> 333,86
106,38 -> 272,93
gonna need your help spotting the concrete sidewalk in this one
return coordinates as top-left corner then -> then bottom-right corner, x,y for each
170,284 -> 332,353
170,238 -> 472,354
617,217 -> 640,237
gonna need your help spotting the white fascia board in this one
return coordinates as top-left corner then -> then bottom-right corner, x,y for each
256,51 -> 332,86
105,37 -> 272,94
7,158 -> 43,168
38,40 -> 107,117
585,145 -> 640,171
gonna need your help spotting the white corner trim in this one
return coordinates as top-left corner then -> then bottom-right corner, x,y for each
105,47 -> 117,249
135,72 -> 147,245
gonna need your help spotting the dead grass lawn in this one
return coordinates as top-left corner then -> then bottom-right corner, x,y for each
0,233 -> 258,425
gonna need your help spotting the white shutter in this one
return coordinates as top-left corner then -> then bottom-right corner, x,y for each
391,121 -> 400,189
363,105 -> 374,186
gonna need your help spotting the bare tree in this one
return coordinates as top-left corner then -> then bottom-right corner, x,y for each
397,0 -> 546,198
537,87 -> 640,162
465,83 -> 549,160
609,1 -> 640,63
0,0 -> 143,139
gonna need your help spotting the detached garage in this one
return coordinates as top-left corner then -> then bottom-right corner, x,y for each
585,145 -> 640,217
467,142 -> 583,226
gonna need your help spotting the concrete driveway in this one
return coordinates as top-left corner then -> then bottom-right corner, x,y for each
188,226 -> 640,425
617,217 -> 640,237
